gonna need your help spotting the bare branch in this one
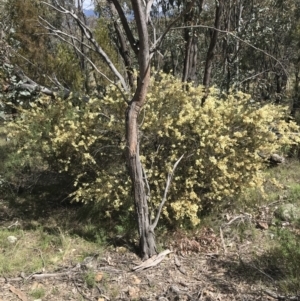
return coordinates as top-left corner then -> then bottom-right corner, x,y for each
39,17 -> 115,84
41,1 -> 129,91
39,17 -> 129,102
109,2 -> 134,88
151,154 -> 184,230
14,68 -> 56,97
238,70 -> 272,85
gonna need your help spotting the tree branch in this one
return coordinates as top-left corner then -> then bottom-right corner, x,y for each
14,68 -> 56,97
41,1 -> 129,92
110,0 -> 139,55
151,154 -> 184,231
39,17 -> 116,86
109,2 -> 134,88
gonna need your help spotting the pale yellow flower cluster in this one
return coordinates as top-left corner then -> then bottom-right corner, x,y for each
5,72 -> 300,227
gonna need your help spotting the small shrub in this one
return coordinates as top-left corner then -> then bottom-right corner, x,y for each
140,73 -> 300,225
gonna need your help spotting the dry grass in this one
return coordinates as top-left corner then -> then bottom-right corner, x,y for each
0,224 -> 102,277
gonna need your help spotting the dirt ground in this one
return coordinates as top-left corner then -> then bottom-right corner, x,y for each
0,226 -> 281,301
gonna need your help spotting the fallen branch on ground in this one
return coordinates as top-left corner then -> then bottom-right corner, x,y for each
132,249 -> 172,271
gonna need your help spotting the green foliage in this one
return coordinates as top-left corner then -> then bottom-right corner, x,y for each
93,18 -> 122,87
6,0 -> 57,86
4,73 -> 300,227
54,44 -> 84,91
30,287 -> 46,299
264,229 -> 300,294
84,270 -> 96,288
4,0 -> 87,92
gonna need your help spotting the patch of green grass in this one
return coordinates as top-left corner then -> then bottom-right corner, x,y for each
51,286 -> 60,296
30,287 -> 46,299
232,160 -> 300,213
196,160 -> 300,296
236,187 -> 267,211
83,270 -> 96,288
0,226 -> 102,277
255,228 -> 300,295
288,183 -> 300,202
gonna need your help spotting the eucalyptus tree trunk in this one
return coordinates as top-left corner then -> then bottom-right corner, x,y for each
235,0 -> 243,89
182,0 -> 203,84
40,0 -> 178,260
125,0 -> 156,260
203,0 -> 223,90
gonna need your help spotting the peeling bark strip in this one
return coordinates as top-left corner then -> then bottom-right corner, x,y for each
132,249 -> 172,271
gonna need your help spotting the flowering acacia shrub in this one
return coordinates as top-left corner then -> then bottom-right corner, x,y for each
5,93 -> 130,215
141,73 -> 300,225
4,73 -> 300,226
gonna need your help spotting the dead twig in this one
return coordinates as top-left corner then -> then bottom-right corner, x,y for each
7,220 -> 19,229
30,271 -> 73,280
219,227 -> 227,255
226,213 -> 252,226
27,264 -> 81,280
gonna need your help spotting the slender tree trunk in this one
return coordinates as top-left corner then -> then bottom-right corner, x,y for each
182,0 -> 202,84
222,0 -> 232,92
125,133 -> 157,258
235,1 -> 243,89
125,0 -> 156,260
203,0 -> 223,90
110,2 -> 134,88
